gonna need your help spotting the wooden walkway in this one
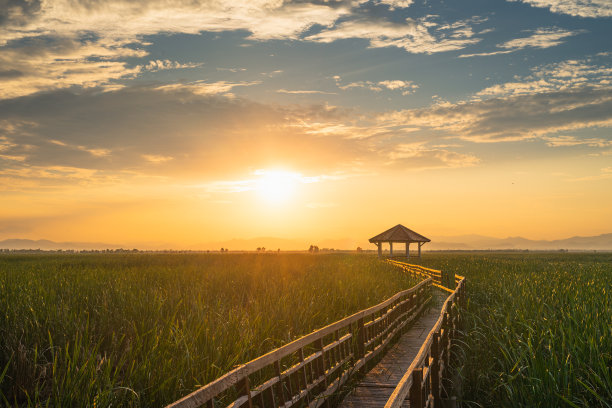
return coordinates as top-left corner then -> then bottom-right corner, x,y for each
338,289 -> 449,408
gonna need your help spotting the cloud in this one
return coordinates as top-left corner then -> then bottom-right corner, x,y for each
379,87 -> 612,142
0,0 -> 350,97
144,59 -> 202,72
0,1 -> 350,44
276,89 -> 337,95
0,37 -> 144,99
334,76 -> 419,94
508,0 -> 612,18
306,15 -> 485,54
0,86 -> 373,190
499,27 -> 583,49
387,142 -> 480,169
476,56 -> 612,98
543,135 -> 612,147
366,55 -> 612,144
459,27 -> 582,58
154,80 -> 261,96
0,84 -> 488,192
376,0 -> 414,10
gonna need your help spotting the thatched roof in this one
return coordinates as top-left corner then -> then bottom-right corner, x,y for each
369,224 -> 430,243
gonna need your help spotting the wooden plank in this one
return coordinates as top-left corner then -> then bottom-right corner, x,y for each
339,290 -> 447,408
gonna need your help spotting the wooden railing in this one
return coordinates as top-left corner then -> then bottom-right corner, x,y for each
387,259 -> 461,291
383,261 -> 466,408
166,278 -> 432,408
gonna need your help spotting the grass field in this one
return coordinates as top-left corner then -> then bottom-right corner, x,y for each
416,252 -> 612,408
0,253 -> 419,407
1,252 -> 610,407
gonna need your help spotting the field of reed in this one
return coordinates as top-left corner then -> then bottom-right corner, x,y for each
2,252 -> 610,407
0,253 -> 418,407
417,252 -> 612,408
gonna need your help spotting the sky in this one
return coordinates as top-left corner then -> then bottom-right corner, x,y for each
1,0 -> 611,249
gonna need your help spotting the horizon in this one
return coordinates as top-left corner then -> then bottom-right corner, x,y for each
1,0 -> 611,244
2,230 -> 611,251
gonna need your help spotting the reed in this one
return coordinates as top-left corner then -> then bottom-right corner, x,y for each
0,253 -> 417,407
416,252 -> 612,408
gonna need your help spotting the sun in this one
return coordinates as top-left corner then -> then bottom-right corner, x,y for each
255,170 -> 299,203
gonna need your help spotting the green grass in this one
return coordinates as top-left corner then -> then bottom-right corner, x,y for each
415,252 -> 612,408
0,253 -> 418,407
3,252 -> 610,407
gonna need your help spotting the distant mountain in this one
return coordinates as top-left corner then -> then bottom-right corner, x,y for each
1,233 -> 611,251
429,233 -> 612,250
0,239 -> 125,251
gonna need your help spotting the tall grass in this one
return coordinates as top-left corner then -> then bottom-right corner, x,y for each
0,253 -> 418,407
417,252 -> 612,408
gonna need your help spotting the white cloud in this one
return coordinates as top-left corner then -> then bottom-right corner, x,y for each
476,57 -> 612,98
0,38 -> 144,99
0,1 -> 349,45
377,0 -> 414,10
499,27 -> 583,50
460,27 -> 582,58
144,59 -> 202,72
306,16 -> 484,54
335,77 -> 419,94
509,0 -> 612,18
378,87 -> 612,142
154,80 -> 261,95
276,89 -> 337,95
0,0 -> 349,98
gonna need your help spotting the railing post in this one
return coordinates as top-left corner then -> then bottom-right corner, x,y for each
410,368 -> 423,408
431,332 -> 441,407
356,317 -> 365,360
236,375 -> 253,408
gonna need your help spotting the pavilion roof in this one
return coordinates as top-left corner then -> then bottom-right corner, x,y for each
369,224 -> 431,243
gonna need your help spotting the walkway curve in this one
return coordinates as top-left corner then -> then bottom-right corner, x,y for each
338,288 -> 449,408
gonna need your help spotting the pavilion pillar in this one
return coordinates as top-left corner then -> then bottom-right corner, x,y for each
389,242 -> 393,257
418,242 -> 423,258
377,243 -> 382,258
405,242 -> 410,258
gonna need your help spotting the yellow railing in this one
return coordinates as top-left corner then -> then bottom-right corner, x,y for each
384,260 -> 466,408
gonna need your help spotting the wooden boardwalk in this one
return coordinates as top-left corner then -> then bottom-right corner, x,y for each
338,289 -> 449,408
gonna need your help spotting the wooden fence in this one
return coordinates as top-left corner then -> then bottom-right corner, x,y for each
387,258 -> 460,291
166,277 -> 433,408
383,261 -> 466,408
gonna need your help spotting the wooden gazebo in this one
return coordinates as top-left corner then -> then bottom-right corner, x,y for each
369,224 -> 430,258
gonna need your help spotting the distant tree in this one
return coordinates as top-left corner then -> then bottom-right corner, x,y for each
257,247 -> 261,252
356,247 -> 363,253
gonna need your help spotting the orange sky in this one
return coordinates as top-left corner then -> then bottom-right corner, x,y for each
1,0 -> 611,248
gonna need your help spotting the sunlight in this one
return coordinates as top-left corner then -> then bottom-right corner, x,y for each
255,169 -> 300,204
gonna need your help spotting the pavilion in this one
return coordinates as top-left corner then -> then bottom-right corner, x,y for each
369,224 -> 431,258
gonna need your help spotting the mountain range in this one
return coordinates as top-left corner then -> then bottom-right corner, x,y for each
1,233 -> 611,251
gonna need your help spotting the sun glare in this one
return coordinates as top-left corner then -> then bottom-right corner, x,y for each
255,170 -> 299,203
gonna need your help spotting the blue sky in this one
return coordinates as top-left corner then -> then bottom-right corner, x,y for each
0,0 -> 611,246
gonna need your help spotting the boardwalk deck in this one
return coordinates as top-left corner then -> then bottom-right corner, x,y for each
338,289 -> 448,408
